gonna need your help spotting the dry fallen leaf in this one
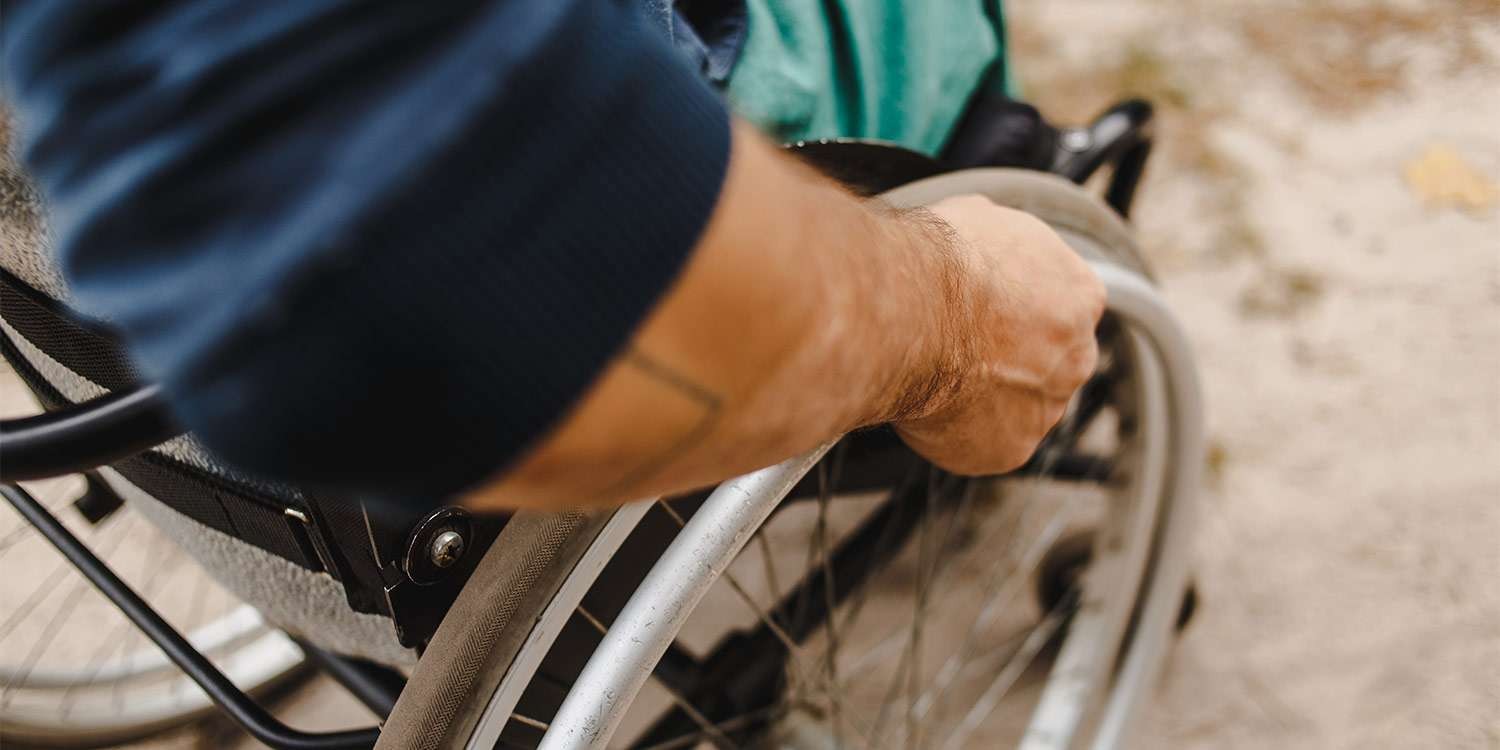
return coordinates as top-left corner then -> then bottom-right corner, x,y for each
1402,143 -> 1499,215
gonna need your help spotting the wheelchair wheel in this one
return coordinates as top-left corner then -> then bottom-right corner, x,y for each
0,472 -> 304,747
380,169 -> 1202,750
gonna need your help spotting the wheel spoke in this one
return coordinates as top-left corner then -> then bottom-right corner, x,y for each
510,712 -> 550,732
936,605 -> 1072,750
0,488 -> 78,557
907,496 -> 1081,731
1,516 -> 139,705
0,557 -> 74,638
168,564 -> 213,699
825,434 -> 1086,694
577,604 -> 737,750
85,532 -> 183,711
818,480 -> 1019,695
864,638 -> 914,748
1013,452 -> 1114,483
822,466 -> 955,671
899,473 -> 939,749
813,459 -> 845,748
634,706 -> 785,750
625,328 -> 1129,748
0,496 -> 92,634
64,530 -> 176,707
654,500 -> 807,668
1,514 -> 138,704
2,586 -> 95,708
652,453 -> 879,747
755,533 -> 782,619
887,623 -> 1043,750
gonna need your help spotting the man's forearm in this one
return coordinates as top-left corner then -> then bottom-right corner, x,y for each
464,122 -> 960,510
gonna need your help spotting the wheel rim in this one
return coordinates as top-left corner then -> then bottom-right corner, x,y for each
456,169 -> 1201,750
0,472 -> 302,746
601,307 -> 1168,750
499,291 -> 1184,750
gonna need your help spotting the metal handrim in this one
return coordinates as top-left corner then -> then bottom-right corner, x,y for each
434,168 -> 1203,750
537,258 -> 1196,749
462,502 -> 655,749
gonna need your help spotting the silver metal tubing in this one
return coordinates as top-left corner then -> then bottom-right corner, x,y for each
1019,323 -> 1170,750
1085,262 -> 1204,750
538,444 -> 834,750
464,502 -> 654,750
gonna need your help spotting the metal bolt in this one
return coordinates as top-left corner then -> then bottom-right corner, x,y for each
429,529 -> 465,569
1060,128 -> 1093,152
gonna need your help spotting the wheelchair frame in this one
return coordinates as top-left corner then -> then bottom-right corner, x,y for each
0,100 -> 1159,750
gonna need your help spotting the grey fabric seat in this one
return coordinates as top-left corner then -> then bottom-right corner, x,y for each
0,143 -> 427,667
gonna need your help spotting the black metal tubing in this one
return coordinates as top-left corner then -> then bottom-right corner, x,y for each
0,483 -> 379,750
0,384 -> 183,482
1052,98 -> 1154,182
73,470 -> 127,524
1051,98 -> 1156,217
294,639 -> 407,720
1104,139 -> 1152,218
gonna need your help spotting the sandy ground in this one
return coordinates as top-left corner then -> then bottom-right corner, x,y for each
1004,2 -> 1500,747
3,1 -> 1498,748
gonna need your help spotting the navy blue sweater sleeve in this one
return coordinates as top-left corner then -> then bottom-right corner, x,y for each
3,0 -> 731,501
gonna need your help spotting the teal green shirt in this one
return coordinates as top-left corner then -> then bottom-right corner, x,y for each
728,0 -> 1012,155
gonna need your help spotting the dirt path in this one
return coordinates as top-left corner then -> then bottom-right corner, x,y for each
1006,1 -> 1500,747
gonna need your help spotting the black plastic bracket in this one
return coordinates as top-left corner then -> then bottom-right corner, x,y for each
72,470 -> 126,524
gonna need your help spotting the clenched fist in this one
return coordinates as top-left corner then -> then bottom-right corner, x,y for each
468,127 -> 1112,512
890,194 -> 1107,475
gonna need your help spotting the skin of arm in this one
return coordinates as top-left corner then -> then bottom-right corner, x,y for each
464,121 -> 1104,511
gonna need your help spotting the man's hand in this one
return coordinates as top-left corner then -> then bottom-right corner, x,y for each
467,124 -> 1107,511
888,196 -> 1107,475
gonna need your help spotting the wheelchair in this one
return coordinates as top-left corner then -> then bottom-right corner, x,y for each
0,98 -> 1202,749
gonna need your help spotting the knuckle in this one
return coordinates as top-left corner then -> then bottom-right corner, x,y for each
998,444 -> 1032,472
1063,370 -> 1089,396
1080,273 -> 1106,311
1042,401 -> 1069,430
1076,340 -> 1101,377
953,194 -> 995,212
